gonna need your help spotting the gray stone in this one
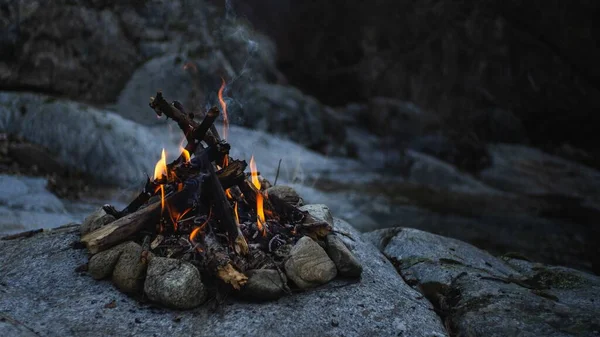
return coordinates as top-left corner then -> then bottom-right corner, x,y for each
0,92 -> 181,185
240,83 -> 347,152
481,144 -> 600,202
0,220 -> 448,337
266,185 -> 304,206
144,257 -> 206,309
326,234 -> 363,278
299,204 -> 334,227
239,269 -> 287,301
115,54 -> 192,126
80,207 -> 115,236
88,244 -> 124,280
364,227 -> 600,337
284,236 -> 337,288
111,242 -> 148,294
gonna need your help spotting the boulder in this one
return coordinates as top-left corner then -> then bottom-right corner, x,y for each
80,207 -> 115,236
0,92 -> 180,185
325,234 -> 362,278
299,204 -> 334,227
364,227 -> 600,337
284,236 -> 337,288
0,220 -> 448,337
111,242 -> 148,294
88,244 -> 125,280
239,83 -> 347,153
239,269 -> 287,301
266,185 -> 303,206
144,257 -> 207,309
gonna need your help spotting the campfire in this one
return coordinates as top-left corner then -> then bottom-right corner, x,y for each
79,90 -> 362,309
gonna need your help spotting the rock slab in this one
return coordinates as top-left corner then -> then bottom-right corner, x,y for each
365,227 -> 600,337
0,221 -> 448,337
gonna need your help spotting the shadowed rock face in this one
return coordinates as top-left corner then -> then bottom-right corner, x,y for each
0,220 -> 448,337
364,228 -> 600,337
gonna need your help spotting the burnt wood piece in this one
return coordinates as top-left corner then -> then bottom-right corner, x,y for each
204,232 -> 248,289
150,91 -> 229,163
81,191 -> 188,254
117,178 -> 159,217
116,104 -> 221,218
149,92 -> 194,141
238,179 -> 277,216
198,150 -> 249,255
266,193 -> 307,224
215,160 -> 247,190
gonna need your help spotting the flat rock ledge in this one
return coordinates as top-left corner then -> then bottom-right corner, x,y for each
0,221 -> 447,337
364,228 -> 600,337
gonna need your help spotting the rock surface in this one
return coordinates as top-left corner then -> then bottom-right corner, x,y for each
0,220 -> 448,337
144,257 -> 207,309
239,269 -> 287,301
364,227 -> 600,337
326,234 -> 363,278
284,236 -> 337,288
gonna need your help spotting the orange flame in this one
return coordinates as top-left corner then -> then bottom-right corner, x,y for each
180,147 -> 191,163
256,193 -> 266,235
249,155 -> 266,236
218,78 -> 229,140
249,155 -> 260,190
190,208 -> 211,252
153,149 -> 168,214
153,149 -> 168,181
225,188 -> 233,199
234,201 -> 239,225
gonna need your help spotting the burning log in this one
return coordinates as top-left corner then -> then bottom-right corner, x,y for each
81,191 -> 189,254
203,232 -> 248,290
195,149 -> 249,255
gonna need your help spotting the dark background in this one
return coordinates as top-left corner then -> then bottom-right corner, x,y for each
1,0 -> 600,274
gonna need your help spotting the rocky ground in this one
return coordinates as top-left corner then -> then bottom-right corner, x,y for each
1,218 -> 599,336
0,1 -> 599,334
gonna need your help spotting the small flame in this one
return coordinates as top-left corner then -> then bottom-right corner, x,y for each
180,147 -> 191,163
222,155 -> 229,168
153,149 -> 168,181
189,208 -> 211,251
249,155 -> 266,236
234,201 -> 239,226
256,193 -> 266,236
159,185 -> 165,214
249,155 -> 260,190
189,226 -> 202,242
153,149 -> 168,214
218,78 -> 229,140
225,188 -> 233,199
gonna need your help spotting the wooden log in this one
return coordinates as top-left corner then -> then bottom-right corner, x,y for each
197,150 -> 249,255
81,191 -> 188,254
204,232 -> 248,290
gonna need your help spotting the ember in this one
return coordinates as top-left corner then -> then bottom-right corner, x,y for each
80,91 -> 362,308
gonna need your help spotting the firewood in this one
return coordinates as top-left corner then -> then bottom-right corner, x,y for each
204,232 -> 248,289
81,191 -> 188,254
197,150 -> 249,255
